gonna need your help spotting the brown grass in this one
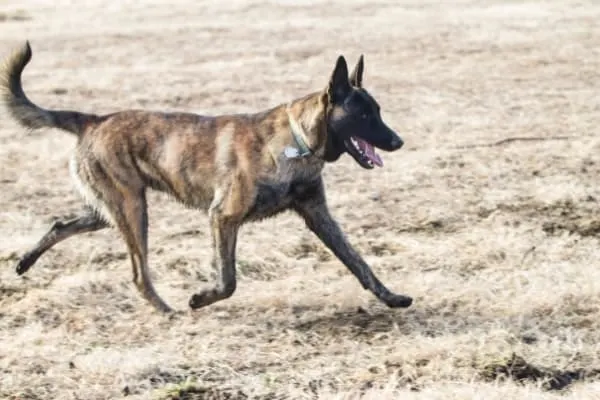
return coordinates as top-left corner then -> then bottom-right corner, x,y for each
1,0 -> 600,399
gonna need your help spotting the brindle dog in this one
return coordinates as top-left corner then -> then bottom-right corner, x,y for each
1,41 -> 412,313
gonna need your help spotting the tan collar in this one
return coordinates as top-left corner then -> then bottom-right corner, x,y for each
284,108 -> 313,158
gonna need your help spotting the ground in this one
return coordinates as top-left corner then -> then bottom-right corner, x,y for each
1,0 -> 600,399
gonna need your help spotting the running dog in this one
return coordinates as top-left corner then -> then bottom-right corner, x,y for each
1,41 -> 412,313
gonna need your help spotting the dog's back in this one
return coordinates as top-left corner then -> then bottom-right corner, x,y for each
0,42 -> 276,213
73,110 -> 221,210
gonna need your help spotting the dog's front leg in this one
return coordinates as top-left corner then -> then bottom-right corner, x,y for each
293,180 -> 412,308
189,192 -> 239,310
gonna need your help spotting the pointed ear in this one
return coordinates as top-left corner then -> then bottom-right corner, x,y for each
327,55 -> 351,103
349,54 -> 364,87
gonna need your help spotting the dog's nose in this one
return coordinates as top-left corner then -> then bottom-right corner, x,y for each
390,136 -> 404,150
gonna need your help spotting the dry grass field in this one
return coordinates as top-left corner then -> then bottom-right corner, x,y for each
1,0 -> 600,399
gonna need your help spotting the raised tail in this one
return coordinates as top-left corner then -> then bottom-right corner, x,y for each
0,41 -> 99,136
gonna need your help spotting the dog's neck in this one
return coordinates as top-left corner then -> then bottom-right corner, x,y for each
285,108 -> 314,158
283,92 -> 327,160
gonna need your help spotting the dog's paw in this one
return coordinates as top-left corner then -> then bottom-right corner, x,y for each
189,289 -> 218,310
383,294 -> 413,308
15,253 -> 37,275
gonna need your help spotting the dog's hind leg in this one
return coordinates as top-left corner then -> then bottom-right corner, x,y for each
106,188 -> 174,313
15,207 -> 108,275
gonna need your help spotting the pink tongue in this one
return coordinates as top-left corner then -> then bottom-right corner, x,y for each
356,138 -> 383,167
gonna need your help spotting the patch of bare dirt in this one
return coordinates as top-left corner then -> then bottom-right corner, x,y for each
156,385 -> 250,400
479,198 -> 600,237
0,11 -> 30,22
481,353 -> 600,391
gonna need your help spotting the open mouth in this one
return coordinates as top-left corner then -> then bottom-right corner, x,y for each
347,136 -> 383,169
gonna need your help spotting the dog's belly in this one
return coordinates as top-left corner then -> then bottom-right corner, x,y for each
169,179 -> 215,210
137,159 -> 215,210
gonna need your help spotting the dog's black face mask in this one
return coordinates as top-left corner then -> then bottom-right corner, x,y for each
323,55 -> 403,169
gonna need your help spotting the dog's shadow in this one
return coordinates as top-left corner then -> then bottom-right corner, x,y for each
286,302 -> 558,342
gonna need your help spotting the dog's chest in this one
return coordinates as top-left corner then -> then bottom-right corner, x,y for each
250,181 -> 293,216
244,160 -> 321,222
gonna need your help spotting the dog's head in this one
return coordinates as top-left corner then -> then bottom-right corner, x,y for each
322,55 -> 403,169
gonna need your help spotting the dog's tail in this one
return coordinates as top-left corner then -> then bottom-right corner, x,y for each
0,41 -> 99,137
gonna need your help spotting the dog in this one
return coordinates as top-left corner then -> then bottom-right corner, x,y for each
1,41 -> 412,313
